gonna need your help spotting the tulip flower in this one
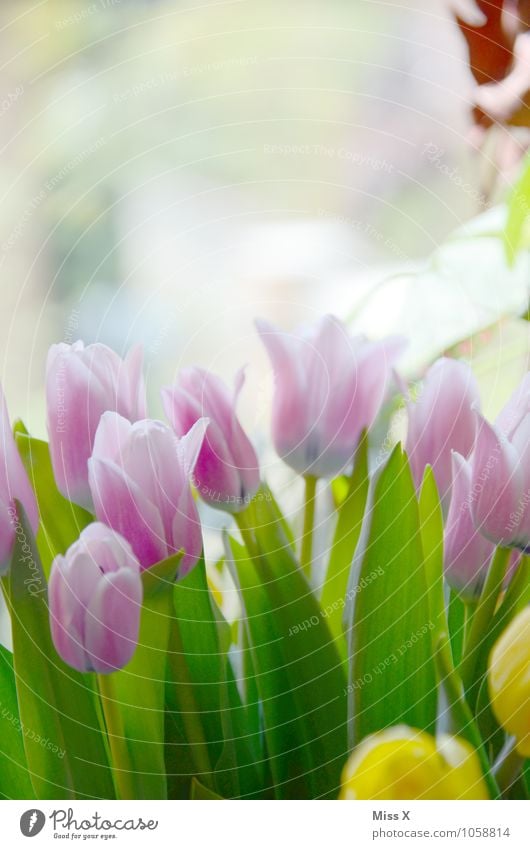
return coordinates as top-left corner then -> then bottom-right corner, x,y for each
406,358 -> 480,507
255,315 -> 404,478
46,341 -> 147,511
48,523 -> 143,674
445,453 -> 521,600
488,607 -> 530,757
444,452 -> 496,599
340,726 -> 489,800
0,386 -> 39,573
88,413 -> 207,573
162,367 -> 259,513
470,373 -> 530,550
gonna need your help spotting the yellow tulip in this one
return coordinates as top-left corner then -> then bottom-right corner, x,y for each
488,606 -> 530,757
340,725 -> 489,800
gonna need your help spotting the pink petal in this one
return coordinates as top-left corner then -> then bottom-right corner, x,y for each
444,452 -> 495,599
88,456 -> 167,569
84,569 -> 143,674
471,413 -> 523,545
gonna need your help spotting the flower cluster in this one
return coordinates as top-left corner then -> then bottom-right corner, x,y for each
0,312 -> 528,801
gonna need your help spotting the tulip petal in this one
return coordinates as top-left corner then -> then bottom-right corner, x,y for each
471,413 -> 523,545
124,344 -> 147,418
89,456 -> 167,569
177,417 -> 209,478
84,568 -> 143,674
407,358 -> 480,504
171,486 -> 204,576
48,557 -> 91,672
444,452 -> 494,599
0,386 -> 39,537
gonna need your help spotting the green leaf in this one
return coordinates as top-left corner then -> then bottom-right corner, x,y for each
213,654 -> 265,799
98,554 -> 182,800
169,558 -> 263,799
505,157 -> 530,264
6,505 -> 114,799
190,777 -> 224,799
462,552 -> 529,710
171,558 -> 227,770
229,494 -> 348,800
435,635 -> 499,800
418,465 -> 447,645
321,433 -> 369,655
0,646 -> 35,799
15,432 -> 92,577
448,590 -> 466,667
345,445 -> 437,746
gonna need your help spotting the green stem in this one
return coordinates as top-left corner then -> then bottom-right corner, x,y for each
97,674 -> 136,800
460,546 -> 511,692
235,505 -> 259,562
167,620 -> 212,780
300,475 -> 317,578
494,739 -> 524,796
436,635 -> 500,799
462,599 -> 478,647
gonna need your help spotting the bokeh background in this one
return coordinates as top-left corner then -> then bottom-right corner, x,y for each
1,0 -> 529,570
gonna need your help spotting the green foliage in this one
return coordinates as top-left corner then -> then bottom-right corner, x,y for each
15,430 -> 92,577
0,646 -> 35,799
505,156 -> 530,264
345,446 -> 437,745
6,506 -> 113,799
321,433 -> 369,657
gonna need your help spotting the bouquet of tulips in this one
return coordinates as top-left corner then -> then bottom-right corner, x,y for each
0,315 -> 528,801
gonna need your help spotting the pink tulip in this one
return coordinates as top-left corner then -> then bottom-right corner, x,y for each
445,453 -> 521,598
470,373 -> 530,550
0,386 -> 39,573
161,367 -> 259,513
49,523 -> 142,674
46,341 -> 147,511
255,315 -> 404,478
88,413 -> 207,573
406,358 -> 479,507
444,453 -> 496,599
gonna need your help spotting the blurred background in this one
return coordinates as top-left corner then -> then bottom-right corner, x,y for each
2,0 -> 530,641
1,0 -> 529,476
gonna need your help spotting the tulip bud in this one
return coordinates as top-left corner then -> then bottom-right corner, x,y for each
88,413 -> 207,573
48,523 -> 143,674
0,386 -> 39,573
488,607 -> 530,757
162,367 -> 259,513
256,314 -> 404,478
46,341 -> 147,511
470,373 -> 530,550
445,453 -> 521,599
340,725 -> 489,800
444,452 -> 496,599
406,358 -> 480,508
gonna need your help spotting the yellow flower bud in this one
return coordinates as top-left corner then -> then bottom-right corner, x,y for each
339,725 -> 489,800
488,606 -> 530,757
